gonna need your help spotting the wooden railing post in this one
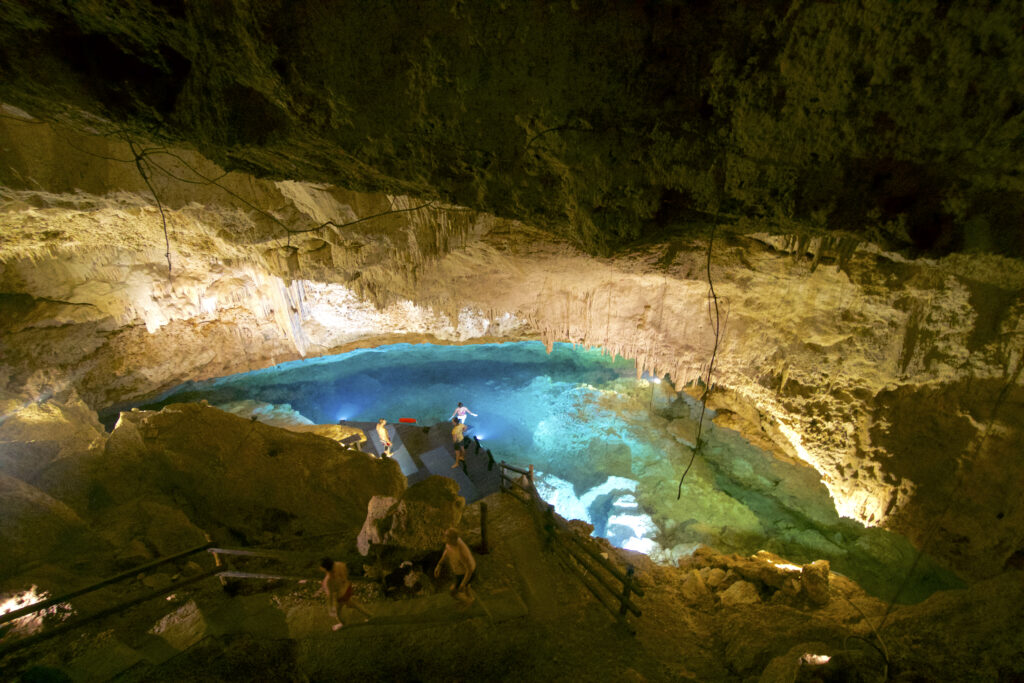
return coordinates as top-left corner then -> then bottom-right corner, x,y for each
543,503 -> 556,549
479,502 -> 489,554
206,533 -> 228,588
619,564 -> 635,617
491,458 -> 643,629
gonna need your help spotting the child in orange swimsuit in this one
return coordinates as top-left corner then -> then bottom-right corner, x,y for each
320,558 -> 372,630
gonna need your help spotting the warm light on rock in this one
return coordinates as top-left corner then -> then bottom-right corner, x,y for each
0,2 -> 1022,677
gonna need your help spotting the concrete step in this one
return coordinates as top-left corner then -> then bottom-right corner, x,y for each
420,446 -> 479,501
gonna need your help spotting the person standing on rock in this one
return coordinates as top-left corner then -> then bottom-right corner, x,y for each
434,528 -> 476,607
376,418 -> 392,457
450,402 -> 477,424
451,417 -> 467,470
320,558 -> 372,630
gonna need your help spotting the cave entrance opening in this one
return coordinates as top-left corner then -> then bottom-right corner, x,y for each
114,341 -> 962,602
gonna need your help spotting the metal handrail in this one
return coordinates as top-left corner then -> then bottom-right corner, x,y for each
0,566 -> 219,656
0,541 -> 213,626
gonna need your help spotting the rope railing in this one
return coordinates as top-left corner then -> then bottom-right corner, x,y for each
498,461 -> 643,632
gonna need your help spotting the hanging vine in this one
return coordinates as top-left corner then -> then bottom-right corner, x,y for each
677,224 -> 721,500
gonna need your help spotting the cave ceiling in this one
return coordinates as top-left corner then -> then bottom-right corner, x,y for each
1,0 -> 1021,257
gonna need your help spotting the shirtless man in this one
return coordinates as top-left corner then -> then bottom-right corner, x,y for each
433,528 -> 476,606
320,558 -> 371,630
450,417 -> 467,469
450,402 -> 477,424
376,418 -> 392,457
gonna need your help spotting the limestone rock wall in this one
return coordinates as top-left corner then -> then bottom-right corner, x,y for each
0,397 -> 406,586
1,0 -> 1023,582
1,120 -> 1021,580
0,117 -> 532,406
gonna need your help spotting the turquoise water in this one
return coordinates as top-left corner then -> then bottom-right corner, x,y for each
118,341 -> 962,602
129,342 -> 639,449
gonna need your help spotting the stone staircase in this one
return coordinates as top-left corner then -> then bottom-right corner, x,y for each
345,418 -> 502,502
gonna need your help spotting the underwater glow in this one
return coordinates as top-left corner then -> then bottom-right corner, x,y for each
534,472 -> 663,555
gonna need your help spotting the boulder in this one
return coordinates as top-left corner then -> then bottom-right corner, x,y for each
94,404 -> 407,543
0,394 -> 105,446
730,551 -> 803,590
357,495 -> 398,556
681,569 -> 714,609
718,580 -> 761,607
97,500 -> 209,558
0,473 -> 100,578
149,600 -> 208,652
800,560 -> 831,606
0,440 -> 63,483
357,476 -> 465,555
704,567 -> 727,588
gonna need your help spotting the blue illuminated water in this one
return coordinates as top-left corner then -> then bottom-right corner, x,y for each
135,342 -> 638,454
123,341 -> 961,601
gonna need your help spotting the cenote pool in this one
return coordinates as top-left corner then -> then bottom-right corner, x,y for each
112,341 -> 962,602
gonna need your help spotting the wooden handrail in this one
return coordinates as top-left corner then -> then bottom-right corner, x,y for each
497,461 -> 643,626
0,541 -> 213,626
500,473 -> 532,494
556,538 -> 642,616
562,531 -> 646,597
550,544 -> 636,635
206,547 -> 304,561
500,462 -> 531,476
217,571 -> 308,581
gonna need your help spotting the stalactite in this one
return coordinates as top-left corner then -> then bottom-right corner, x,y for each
794,233 -> 810,262
837,235 -> 859,273
809,236 -> 826,273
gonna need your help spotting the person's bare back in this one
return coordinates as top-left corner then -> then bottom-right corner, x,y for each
434,528 -> 476,606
